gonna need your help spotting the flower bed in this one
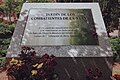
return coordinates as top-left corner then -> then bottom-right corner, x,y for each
6,46 -> 58,80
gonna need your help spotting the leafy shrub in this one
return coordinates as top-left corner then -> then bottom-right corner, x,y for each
0,22 -> 15,57
110,38 -> 120,61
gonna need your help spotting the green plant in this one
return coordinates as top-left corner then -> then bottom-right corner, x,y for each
110,38 -> 120,61
0,22 -> 15,57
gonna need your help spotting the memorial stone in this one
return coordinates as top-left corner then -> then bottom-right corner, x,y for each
7,3 -> 113,80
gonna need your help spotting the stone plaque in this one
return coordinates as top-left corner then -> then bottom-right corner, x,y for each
22,9 -> 98,45
7,3 -> 113,57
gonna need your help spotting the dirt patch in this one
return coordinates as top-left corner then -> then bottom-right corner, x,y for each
0,71 -> 8,80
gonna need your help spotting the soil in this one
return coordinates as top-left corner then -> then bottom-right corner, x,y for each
0,70 -> 8,80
